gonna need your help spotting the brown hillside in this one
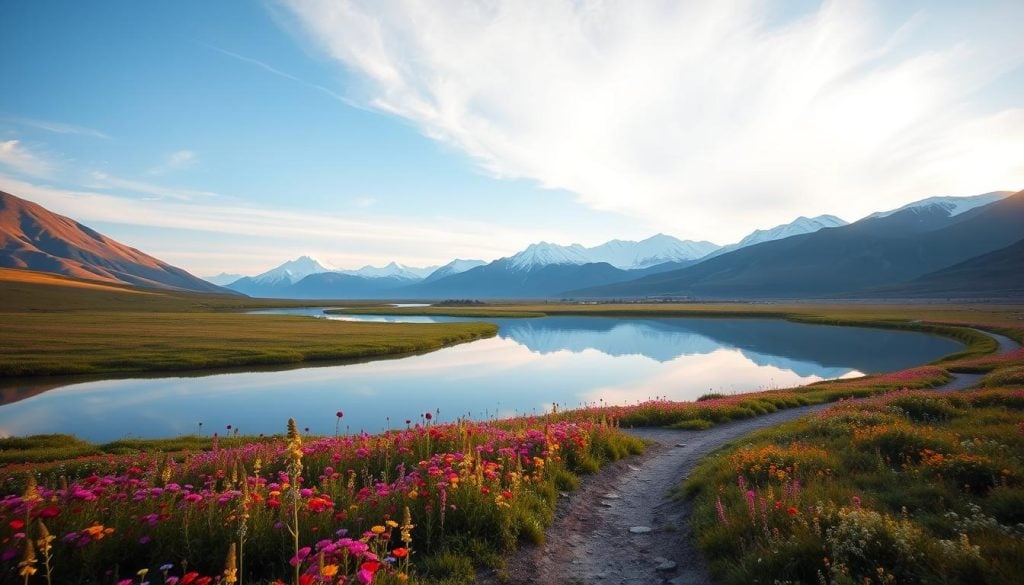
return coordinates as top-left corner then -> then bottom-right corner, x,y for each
0,190 -> 232,294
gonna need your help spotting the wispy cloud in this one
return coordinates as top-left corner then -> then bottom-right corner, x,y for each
0,172 -> 556,274
86,170 -> 219,201
197,41 -> 349,102
0,140 -> 57,178
148,149 -> 199,175
281,0 -> 1024,241
2,115 -> 110,139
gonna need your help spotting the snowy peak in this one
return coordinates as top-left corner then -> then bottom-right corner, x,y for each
253,255 -> 334,285
424,258 -> 487,282
868,191 -> 1012,220
509,242 -> 592,270
589,234 -> 719,268
736,215 -> 847,248
508,235 -> 720,271
341,261 -> 438,280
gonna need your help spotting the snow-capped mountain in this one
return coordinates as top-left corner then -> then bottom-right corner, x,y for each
250,255 -> 334,286
423,259 -> 487,282
509,242 -> 593,270
588,234 -> 720,268
708,215 -> 848,258
867,191 -> 1012,220
202,272 -> 245,286
736,215 -> 847,248
508,234 -> 719,271
340,261 -> 439,280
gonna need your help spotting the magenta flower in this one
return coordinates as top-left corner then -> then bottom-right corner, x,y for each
290,546 -> 312,566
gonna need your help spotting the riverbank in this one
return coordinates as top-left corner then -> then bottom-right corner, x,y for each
0,269 -> 497,377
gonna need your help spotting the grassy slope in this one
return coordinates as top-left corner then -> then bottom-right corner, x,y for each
0,268 -> 497,376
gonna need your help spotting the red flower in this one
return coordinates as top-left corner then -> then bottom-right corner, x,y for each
360,560 -> 381,574
37,505 -> 61,519
179,572 -> 200,585
786,507 -> 799,516
8,519 -> 25,531
392,547 -> 409,558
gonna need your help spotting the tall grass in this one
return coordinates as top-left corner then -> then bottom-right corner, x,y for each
684,389 -> 1024,585
0,416 -> 643,584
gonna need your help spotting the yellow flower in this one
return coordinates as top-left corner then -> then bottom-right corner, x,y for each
370,525 -> 386,535
386,520 -> 399,528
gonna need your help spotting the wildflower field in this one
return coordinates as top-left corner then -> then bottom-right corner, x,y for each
2,302 -> 1022,584
0,416 -> 643,584
684,388 -> 1024,585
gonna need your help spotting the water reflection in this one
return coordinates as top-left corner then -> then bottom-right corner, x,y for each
0,315 -> 962,441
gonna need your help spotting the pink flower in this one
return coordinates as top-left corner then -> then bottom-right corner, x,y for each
357,569 -> 374,584
290,546 -> 312,566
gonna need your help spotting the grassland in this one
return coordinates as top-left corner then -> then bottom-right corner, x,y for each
0,269 -> 497,377
684,388 -> 1024,584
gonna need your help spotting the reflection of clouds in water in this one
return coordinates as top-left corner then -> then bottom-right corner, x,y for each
579,349 -> 832,406
0,316 -> 956,442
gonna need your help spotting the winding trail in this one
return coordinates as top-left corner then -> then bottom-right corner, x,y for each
480,329 -> 1020,585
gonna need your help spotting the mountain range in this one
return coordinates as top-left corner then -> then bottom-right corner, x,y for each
1,187 -> 1020,300
217,217 -> 847,298
572,190 -> 1023,299
0,190 -> 232,294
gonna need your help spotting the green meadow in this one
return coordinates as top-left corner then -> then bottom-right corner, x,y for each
0,269 -> 496,377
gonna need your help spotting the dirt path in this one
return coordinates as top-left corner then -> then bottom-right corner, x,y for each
480,329 -> 1020,585
938,330 -> 1019,391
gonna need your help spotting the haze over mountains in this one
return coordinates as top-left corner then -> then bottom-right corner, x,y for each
216,217 -> 850,299
0,191 -> 231,294
1,188 -> 1020,300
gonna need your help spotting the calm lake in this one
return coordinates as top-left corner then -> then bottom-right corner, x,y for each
0,312 -> 963,442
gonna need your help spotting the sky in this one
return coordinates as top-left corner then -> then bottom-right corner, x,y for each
1,0 -> 1022,277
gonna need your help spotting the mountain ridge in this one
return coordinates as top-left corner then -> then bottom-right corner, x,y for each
0,190 -> 234,295
568,190 -> 1024,299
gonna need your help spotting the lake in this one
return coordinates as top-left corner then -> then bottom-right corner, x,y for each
0,312 -> 963,441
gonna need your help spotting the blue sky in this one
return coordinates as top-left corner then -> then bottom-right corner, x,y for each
2,1 -> 1022,276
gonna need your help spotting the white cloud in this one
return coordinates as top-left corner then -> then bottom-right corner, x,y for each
0,173 -> 556,275
281,0 -> 1024,241
0,140 -> 56,177
148,149 -> 199,175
